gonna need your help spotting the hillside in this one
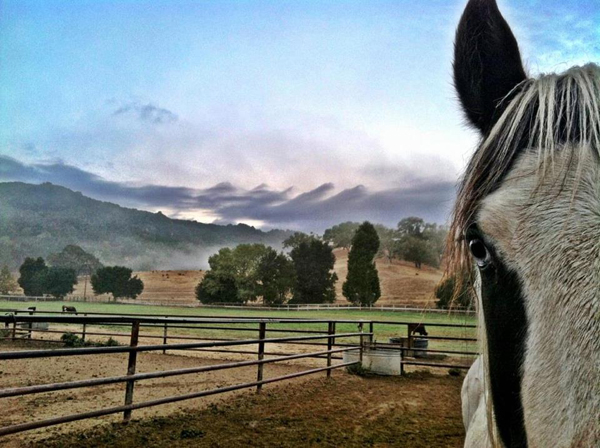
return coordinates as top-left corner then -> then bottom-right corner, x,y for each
332,249 -> 442,306
72,249 -> 442,306
0,182 -> 291,270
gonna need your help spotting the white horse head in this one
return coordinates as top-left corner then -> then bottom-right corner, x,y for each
450,1 -> 600,446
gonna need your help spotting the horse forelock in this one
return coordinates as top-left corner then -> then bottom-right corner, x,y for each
447,63 -> 600,284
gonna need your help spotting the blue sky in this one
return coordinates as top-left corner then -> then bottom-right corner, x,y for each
1,0 -> 599,231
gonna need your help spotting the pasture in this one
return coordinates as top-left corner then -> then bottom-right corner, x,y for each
0,300 -> 476,351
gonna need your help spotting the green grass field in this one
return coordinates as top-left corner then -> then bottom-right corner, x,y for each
0,300 -> 478,355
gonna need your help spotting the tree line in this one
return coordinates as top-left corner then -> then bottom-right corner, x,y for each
196,235 -> 339,306
0,216 -> 460,308
195,218 -> 462,308
196,221 -> 382,307
323,217 -> 447,269
0,245 -> 144,300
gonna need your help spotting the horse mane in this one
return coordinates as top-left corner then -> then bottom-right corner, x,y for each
447,62 -> 600,447
447,63 -> 600,284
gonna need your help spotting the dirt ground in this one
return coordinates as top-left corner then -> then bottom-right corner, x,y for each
70,250 -> 443,306
27,372 -> 465,448
0,340 -> 321,448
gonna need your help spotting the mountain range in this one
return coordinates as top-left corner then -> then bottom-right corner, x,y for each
0,182 -> 292,270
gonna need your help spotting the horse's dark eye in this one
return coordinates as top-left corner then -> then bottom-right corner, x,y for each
469,239 -> 490,267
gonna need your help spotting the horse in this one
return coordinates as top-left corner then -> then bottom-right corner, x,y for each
449,1 -> 600,447
62,305 -> 77,313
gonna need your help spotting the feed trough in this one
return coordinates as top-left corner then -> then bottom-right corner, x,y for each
343,346 -> 403,376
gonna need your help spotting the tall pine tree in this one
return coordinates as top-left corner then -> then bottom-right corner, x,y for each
289,239 -> 337,304
342,222 -> 381,306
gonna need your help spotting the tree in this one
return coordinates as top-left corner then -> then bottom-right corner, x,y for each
48,245 -> 104,299
195,270 -> 240,304
47,245 -> 103,275
397,236 -> 440,269
394,218 -> 447,269
18,257 -> 48,296
342,222 -> 381,306
397,217 -> 426,238
91,266 -> 144,300
282,232 -> 317,250
435,275 -> 473,310
289,239 -> 338,304
230,244 -> 270,302
422,223 -> 448,264
195,244 -> 272,304
0,265 -> 18,295
256,248 -> 295,306
373,224 -> 396,263
42,267 -> 78,299
323,222 -> 360,250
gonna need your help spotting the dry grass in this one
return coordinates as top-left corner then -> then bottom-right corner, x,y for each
71,270 -> 205,303
333,249 -> 443,306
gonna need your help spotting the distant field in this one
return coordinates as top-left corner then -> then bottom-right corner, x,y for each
70,249 -> 443,306
72,270 -> 205,303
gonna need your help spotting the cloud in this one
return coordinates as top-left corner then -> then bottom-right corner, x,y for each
113,101 -> 178,124
0,155 -> 196,209
0,155 -> 456,231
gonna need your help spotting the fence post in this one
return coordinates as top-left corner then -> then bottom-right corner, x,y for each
123,321 -> 140,422
256,322 -> 266,393
162,317 -> 168,354
358,322 -> 364,364
28,308 -> 34,339
368,322 -> 374,346
81,314 -> 87,343
400,346 -> 405,376
326,321 -> 336,378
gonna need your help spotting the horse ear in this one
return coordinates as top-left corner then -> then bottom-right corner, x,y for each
453,0 -> 527,133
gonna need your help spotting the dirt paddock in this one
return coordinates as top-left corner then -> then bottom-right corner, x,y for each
31,372 -> 465,448
0,341 -> 465,448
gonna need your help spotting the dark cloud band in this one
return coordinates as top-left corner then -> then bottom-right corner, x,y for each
0,155 -> 455,231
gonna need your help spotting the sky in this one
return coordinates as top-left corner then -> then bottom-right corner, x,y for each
1,0 -> 599,232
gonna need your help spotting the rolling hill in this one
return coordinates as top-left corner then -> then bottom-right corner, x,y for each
0,182 -> 292,270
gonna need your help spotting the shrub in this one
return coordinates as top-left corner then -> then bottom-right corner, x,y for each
61,332 -> 121,347
435,275 -> 474,310
61,332 -> 85,347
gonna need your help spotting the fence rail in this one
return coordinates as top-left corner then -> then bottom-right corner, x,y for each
0,294 -> 475,314
0,310 -> 477,438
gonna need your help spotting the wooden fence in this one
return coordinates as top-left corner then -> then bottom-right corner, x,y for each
0,310 -> 477,438
0,294 -> 474,313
